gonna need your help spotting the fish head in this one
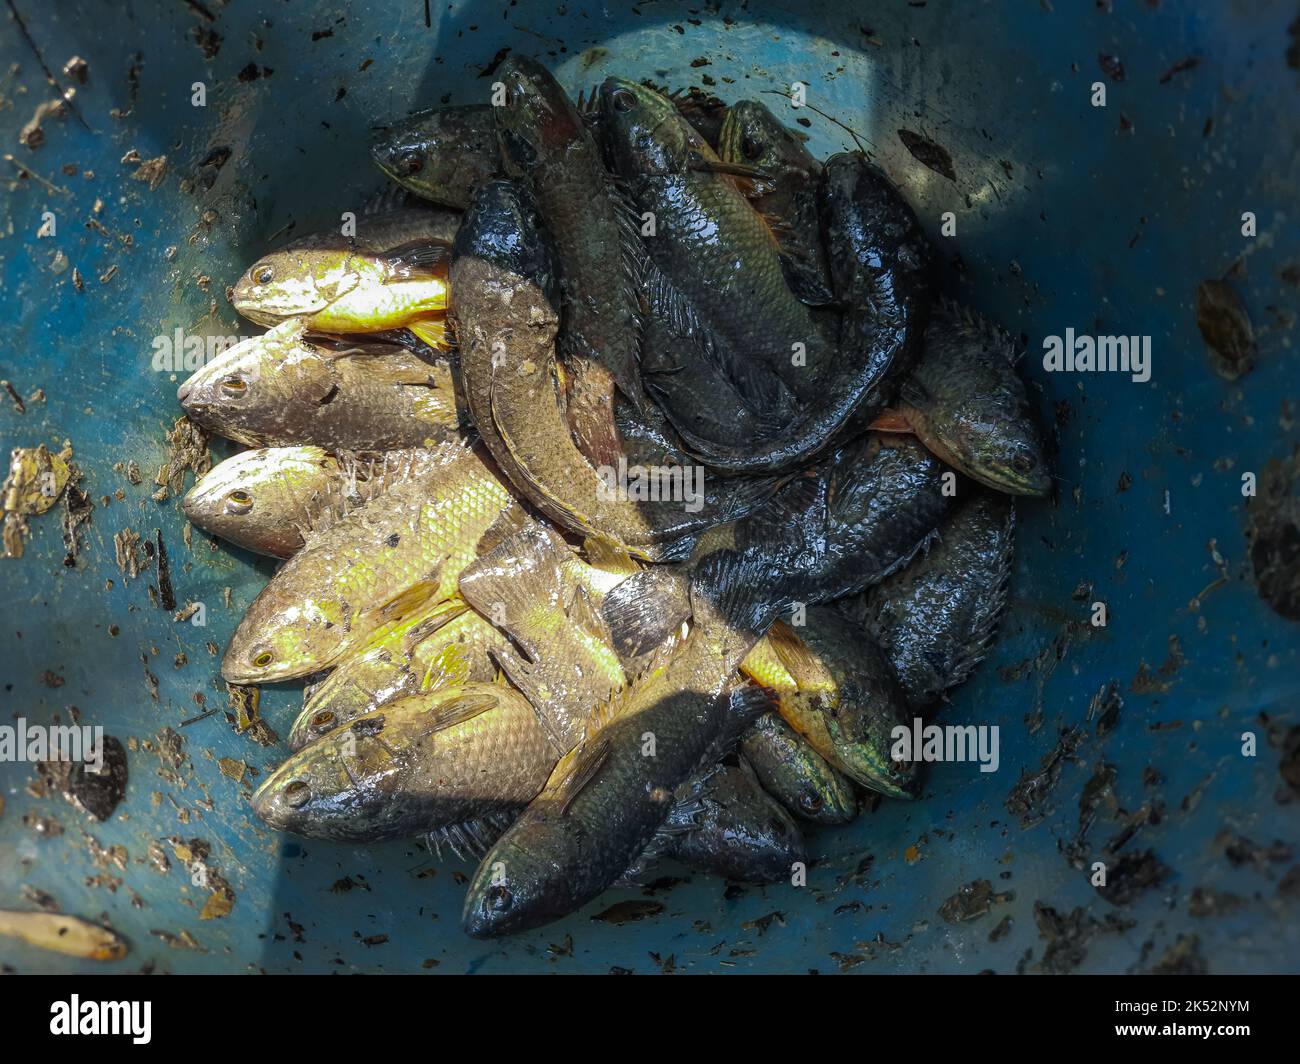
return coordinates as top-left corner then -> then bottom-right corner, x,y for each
599,77 -> 703,175
287,701 -> 347,752
181,446 -> 332,555
718,100 -> 807,189
371,111 -> 439,185
946,406 -> 1052,498
816,668 -> 921,800
250,722 -> 390,838
177,321 -> 326,443
222,589 -> 350,684
462,823 -> 573,938
232,245 -> 362,324
493,56 -> 586,173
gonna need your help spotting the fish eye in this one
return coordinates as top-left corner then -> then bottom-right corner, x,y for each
283,780 -> 311,808
1011,453 -> 1036,474
802,793 -> 824,813
250,646 -> 275,668
611,88 -> 636,114
253,264 -> 274,285
220,375 -> 248,397
311,710 -> 336,730
742,135 -> 763,160
486,885 -> 514,913
224,489 -> 253,515
399,149 -> 423,174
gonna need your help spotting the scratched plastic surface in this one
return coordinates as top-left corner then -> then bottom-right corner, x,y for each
1,1 -> 1298,974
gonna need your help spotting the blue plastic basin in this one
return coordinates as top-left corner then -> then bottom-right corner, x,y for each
1,0 -> 1297,973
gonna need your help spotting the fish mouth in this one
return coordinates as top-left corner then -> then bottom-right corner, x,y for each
179,484 -> 205,522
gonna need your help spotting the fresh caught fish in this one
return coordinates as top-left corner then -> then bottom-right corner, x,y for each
659,150 -> 934,473
252,683 -> 559,842
494,56 -> 647,465
755,608 -> 918,799
885,299 -> 1053,496
664,760 -> 807,883
372,105 -> 499,209
462,551 -> 781,937
599,78 -> 826,409
449,179 -> 775,562
177,320 -> 462,449
230,208 -> 459,351
718,99 -> 834,305
182,445 -> 341,558
286,596 -> 509,751
601,433 -> 953,658
739,711 -> 858,824
458,521 -> 627,750
222,439 -> 522,684
857,491 -> 1016,707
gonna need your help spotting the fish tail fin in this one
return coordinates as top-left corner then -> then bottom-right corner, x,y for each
710,681 -> 779,755
867,407 -> 916,434
689,549 -> 788,641
407,317 -> 453,351
582,535 -> 641,577
599,567 -> 692,659
457,522 -> 566,642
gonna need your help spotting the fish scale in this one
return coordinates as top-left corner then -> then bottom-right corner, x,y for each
252,684 -> 560,842
599,78 -> 829,407
222,441 -> 521,684
286,597 -> 511,750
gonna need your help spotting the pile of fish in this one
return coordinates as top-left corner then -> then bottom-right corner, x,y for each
175,60 -> 1051,938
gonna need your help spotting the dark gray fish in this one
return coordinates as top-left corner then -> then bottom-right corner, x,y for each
495,55 -> 646,466
461,552 -> 781,937
665,760 -> 807,882
740,711 -> 858,824
890,299 -> 1053,496
602,433 -> 954,659
372,104 -> 500,209
718,100 -> 834,305
856,490 -> 1016,707
600,78 -> 823,412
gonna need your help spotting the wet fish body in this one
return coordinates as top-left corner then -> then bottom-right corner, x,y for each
718,100 -> 834,306
762,607 -> 918,798
252,683 -> 558,842
286,597 -> 509,750
231,209 -> 458,348
858,490 -> 1016,707
462,552 -> 780,936
601,433 -> 953,658
494,55 -> 647,457
740,710 -> 858,824
458,521 -> 627,750
177,320 -> 462,450
894,299 -> 1052,496
665,760 -> 807,882
450,179 -> 774,562
600,78 -> 825,410
222,439 -> 522,684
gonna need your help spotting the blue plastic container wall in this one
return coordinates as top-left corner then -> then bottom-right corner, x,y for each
0,0 -> 1297,974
